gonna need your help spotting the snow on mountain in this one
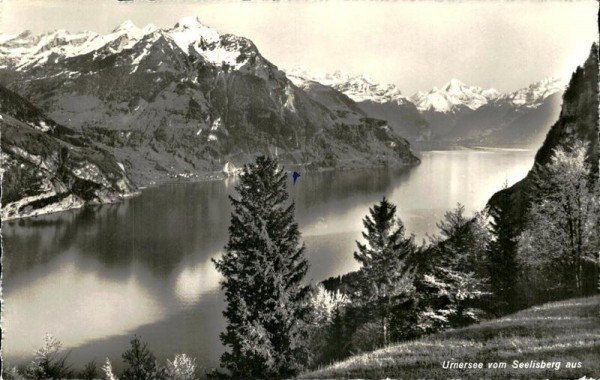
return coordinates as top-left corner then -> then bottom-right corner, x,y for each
0,16 -> 256,72
0,18 -> 420,185
498,76 -> 565,108
0,21 -> 158,70
410,78 -> 500,113
410,77 -> 565,113
285,67 -> 565,145
168,16 -> 251,70
287,66 -> 408,104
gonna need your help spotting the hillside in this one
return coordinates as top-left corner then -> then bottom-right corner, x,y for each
488,43 -> 598,229
300,295 -> 600,379
0,85 -> 136,220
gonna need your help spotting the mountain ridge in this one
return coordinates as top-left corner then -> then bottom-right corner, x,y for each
285,66 -> 565,145
0,17 -> 420,187
287,67 -> 430,141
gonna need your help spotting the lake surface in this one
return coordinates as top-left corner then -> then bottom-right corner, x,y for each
1,148 -> 536,371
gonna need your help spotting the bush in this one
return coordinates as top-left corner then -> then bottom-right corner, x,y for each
79,360 -> 99,380
165,353 -> 197,380
2,362 -> 27,380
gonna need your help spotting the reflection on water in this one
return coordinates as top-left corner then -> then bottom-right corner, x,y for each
3,252 -> 166,358
1,149 -> 535,369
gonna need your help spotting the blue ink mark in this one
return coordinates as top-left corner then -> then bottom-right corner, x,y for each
292,171 -> 301,185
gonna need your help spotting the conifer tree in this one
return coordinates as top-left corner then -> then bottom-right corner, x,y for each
487,202 -> 520,314
121,336 -> 165,380
213,156 -> 310,379
354,197 -> 415,346
417,205 -> 488,331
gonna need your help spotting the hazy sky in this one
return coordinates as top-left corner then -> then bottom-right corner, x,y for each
0,0 -> 597,94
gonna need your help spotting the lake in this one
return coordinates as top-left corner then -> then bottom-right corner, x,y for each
1,148 -> 535,371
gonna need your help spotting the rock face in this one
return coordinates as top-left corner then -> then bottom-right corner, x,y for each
0,18 -> 419,187
488,44 -> 599,228
0,85 -> 136,220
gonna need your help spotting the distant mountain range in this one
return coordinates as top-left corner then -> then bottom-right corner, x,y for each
0,17 -> 419,192
288,68 -> 565,147
410,78 -> 501,113
287,68 -> 430,142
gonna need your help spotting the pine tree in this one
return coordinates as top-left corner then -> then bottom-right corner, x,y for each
212,156 -> 310,379
487,202 -> 520,314
354,197 -> 415,346
417,205 -> 488,331
26,334 -> 72,380
121,336 -> 165,380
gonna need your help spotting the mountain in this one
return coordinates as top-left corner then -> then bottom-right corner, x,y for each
287,68 -> 430,141
286,67 -> 405,103
445,77 -> 565,145
488,44 -> 598,229
410,78 -> 500,114
0,18 -> 419,186
0,85 -> 135,220
287,69 -> 564,147
411,77 -> 565,144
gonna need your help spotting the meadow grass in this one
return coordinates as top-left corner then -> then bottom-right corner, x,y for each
299,295 -> 600,379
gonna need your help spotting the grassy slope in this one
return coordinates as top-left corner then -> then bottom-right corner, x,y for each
300,295 -> 600,379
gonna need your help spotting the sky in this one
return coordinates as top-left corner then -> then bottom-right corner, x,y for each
0,0 -> 597,94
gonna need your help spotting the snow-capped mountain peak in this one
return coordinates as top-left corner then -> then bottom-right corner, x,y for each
0,16 -> 255,72
111,20 -> 158,36
166,16 -> 252,70
442,78 -> 466,93
0,19 -> 162,70
168,18 -> 225,59
500,76 -> 565,108
113,20 -> 139,33
170,16 -> 221,46
286,66 -> 407,104
411,79 -> 500,113
481,87 -> 500,99
174,16 -> 205,30
410,76 -> 564,113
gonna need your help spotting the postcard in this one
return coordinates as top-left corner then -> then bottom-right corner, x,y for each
1,1 -> 598,378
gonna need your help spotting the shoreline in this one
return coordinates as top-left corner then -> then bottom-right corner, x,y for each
2,159 -> 421,222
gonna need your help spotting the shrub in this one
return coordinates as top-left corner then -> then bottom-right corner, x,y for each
2,362 -> 27,380
165,353 -> 197,380
79,360 -> 99,380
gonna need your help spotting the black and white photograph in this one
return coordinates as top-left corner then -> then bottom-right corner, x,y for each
0,0 -> 599,378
